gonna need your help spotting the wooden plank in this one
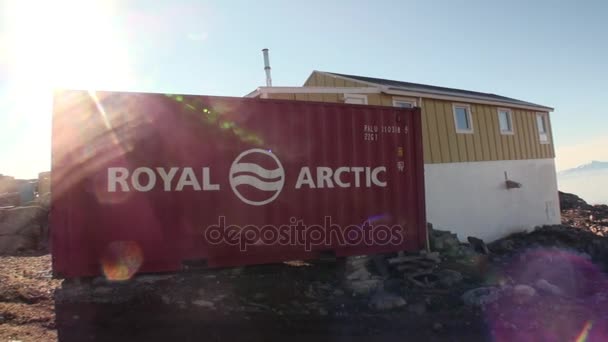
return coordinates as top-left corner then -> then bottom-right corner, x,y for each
526,112 -> 540,159
509,119 -> 519,160
475,104 -> 490,160
367,94 -> 382,106
470,106 -> 483,161
486,106 -> 503,160
420,101 -> 433,164
453,104 -> 469,162
322,93 -> 339,103
334,77 -> 345,87
483,105 -> 498,161
497,107 -> 512,160
515,110 -> 529,160
442,101 -> 461,162
381,95 -> 393,106
316,73 -> 327,87
269,93 -> 295,100
295,93 -> 307,101
309,93 -> 323,102
546,114 -> 555,158
425,100 -> 443,163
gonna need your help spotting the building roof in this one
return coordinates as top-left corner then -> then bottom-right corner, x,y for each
320,71 -> 553,111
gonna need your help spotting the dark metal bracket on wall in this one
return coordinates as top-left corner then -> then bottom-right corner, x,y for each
504,171 -> 522,189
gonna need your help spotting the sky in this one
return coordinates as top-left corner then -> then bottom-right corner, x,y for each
0,0 -> 607,178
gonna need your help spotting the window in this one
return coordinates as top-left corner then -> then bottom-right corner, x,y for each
392,98 -> 416,108
343,94 -> 368,105
452,104 -> 473,133
536,112 -> 549,143
497,108 -> 513,134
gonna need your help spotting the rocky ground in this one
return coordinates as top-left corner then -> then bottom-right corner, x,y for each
2,192 -> 608,341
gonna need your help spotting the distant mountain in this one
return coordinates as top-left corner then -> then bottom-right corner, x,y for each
558,161 -> 608,205
559,160 -> 608,176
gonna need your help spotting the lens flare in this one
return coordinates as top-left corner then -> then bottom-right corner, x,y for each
486,248 -> 608,341
575,321 -> 593,342
101,241 -> 144,281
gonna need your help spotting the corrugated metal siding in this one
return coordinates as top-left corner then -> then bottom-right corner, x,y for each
265,91 -> 555,164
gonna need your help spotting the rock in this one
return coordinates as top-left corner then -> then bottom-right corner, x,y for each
192,299 -> 215,308
534,279 -> 563,296
346,255 -> 370,268
496,239 -> 515,253
424,251 -> 441,263
318,308 -> 328,316
0,206 -> 47,254
388,255 -> 425,264
135,274 -> 174,284
346,268 -> 371,281
372,255 -> 390,277
368,291 -> 406,311
347,279 -> 383,295
332,289 -> 345,296
408,302 -> 426,315
462,287 -> 502,307
93,286 -> 113,295
467,236 -> 490,254
430,229 -> 460,252
432,322 -> 443,331
512,284 -> 536,303
559,191 -> 592,210
436,269 -> 463,287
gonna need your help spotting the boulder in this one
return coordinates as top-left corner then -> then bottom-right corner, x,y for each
534,279 -> 563,296
467,236 -> 490,254
559,191 -> 592,210
368,291 -> 406,311
347,279 -> 383,295
462,287 -> 502,307
0,206 -> 47,254
512,284 -> 536,303
437,269 -> 464,287
430,228 -> 460,253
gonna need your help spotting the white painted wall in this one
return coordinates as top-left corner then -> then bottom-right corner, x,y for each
424,158 -> 561,242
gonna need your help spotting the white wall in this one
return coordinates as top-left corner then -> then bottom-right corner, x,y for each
424,158 -> 561,242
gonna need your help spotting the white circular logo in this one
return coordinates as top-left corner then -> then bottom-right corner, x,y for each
229,149 -> 285,206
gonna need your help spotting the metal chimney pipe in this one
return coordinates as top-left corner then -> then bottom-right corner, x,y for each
262,48 -> 272,87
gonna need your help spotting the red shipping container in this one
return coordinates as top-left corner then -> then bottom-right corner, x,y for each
51,90 -> 426,278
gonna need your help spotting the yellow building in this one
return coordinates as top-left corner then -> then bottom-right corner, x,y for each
247,71 -> 560,241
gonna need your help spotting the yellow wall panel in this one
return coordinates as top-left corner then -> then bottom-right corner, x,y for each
367,94 -> 382,106
438,102 -> 458,162
261,88 -> 555,163
380,95 -> 392,106
420,104 -> 433,164
470,106 -> 483,160
425,100 -> 444,163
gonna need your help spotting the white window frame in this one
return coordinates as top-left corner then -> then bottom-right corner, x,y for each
536,112 -> 550,144
497,108 -> 514,135
392,97 -> 417,108
343,94 -> 368,105
452,103 -> 474,134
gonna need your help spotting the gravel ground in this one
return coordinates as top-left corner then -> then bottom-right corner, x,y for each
0,254 -> 60,341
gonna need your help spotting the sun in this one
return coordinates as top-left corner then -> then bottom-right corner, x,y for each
1,0 -> 133,178
3,0 -> 133,89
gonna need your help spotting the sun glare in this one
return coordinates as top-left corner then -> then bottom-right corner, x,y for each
5,0 -> 133,89
2,0 -> 133,177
